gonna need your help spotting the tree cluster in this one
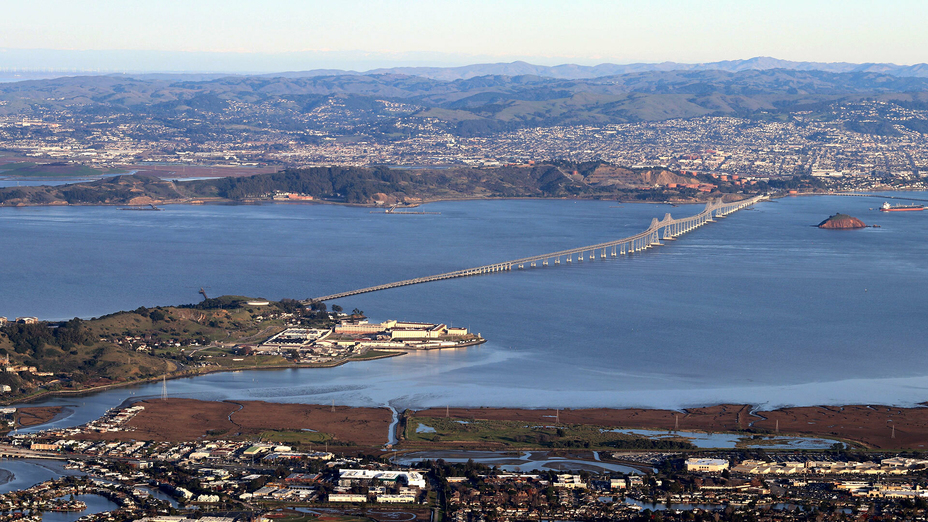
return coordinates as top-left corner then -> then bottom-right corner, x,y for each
1,318 -> 91,356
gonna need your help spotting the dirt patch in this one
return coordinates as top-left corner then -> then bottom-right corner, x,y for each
16,407 -> 63,428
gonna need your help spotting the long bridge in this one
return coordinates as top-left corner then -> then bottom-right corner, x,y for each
308,195 -> 766,302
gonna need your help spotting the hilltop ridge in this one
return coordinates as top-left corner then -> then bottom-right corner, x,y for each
5,56 -> 928,82
0,164 -> 754,207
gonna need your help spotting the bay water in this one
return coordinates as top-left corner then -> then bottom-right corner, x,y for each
3,194 -> 928,429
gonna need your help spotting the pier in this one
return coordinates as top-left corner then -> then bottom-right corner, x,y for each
370,204 -> 441,215
309,196 -> 765,302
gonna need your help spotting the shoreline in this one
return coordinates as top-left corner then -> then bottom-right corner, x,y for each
3,341 -> 492,407
0,193 -> 731,209
0,185 -> 922,210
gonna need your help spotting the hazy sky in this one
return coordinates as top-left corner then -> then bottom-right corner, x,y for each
1,0 -> 925,71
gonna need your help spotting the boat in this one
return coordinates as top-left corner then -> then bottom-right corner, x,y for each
880,202 -> 924,212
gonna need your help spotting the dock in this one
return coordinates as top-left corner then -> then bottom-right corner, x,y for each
370,204 -> 440,215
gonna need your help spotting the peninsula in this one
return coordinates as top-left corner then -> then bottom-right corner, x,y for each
0,296 -> 483,404
0,163 -> 768,208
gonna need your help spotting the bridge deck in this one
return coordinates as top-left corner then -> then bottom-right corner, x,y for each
308,196 -> 764,302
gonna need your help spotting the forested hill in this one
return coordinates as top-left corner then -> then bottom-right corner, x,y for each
0,163 -> 760,206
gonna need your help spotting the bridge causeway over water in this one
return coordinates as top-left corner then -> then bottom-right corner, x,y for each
309,195 -> 765,302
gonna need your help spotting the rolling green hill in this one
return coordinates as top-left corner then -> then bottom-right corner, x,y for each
2,69 -> 928,138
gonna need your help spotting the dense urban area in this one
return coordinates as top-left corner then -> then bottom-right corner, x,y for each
2,69 -> 928,199
3,103 -> 928,192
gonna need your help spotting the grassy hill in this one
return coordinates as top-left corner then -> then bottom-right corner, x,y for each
0,296 -> 332,402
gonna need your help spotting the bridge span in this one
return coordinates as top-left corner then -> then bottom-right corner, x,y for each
308,195 -> 765,302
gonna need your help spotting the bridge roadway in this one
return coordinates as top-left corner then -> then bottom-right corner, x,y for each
831,192 -> 928,204
308,195 -> 765,302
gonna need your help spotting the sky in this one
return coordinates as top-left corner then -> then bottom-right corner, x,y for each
0,0 -> 925,72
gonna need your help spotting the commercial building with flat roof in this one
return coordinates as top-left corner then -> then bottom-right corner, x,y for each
338,469 -> 426,488
686,458 -> 730,472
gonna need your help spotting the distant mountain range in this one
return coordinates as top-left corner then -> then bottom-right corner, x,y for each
2,65 -> 928,139
3,56 -> 928,84
269,57 -> 928,81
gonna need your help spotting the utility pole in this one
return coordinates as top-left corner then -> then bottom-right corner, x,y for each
161,361 -> 168,401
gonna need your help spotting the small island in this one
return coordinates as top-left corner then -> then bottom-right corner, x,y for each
818,213 -> 866,229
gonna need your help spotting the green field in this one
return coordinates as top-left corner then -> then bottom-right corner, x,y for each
405,416 -> 696,450
256,430 -> 334,445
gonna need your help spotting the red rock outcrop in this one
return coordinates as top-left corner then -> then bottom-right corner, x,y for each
818,213 -> 866,229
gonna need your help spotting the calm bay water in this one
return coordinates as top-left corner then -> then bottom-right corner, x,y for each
3,194 -> 928,428
41,494 -> 120,522
0,459 -> 79,494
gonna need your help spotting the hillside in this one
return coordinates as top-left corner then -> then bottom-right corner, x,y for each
0,163 -> 742,206
1,69 -> 927,139
0,296 -> 332,402
0,173 -> 184,206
